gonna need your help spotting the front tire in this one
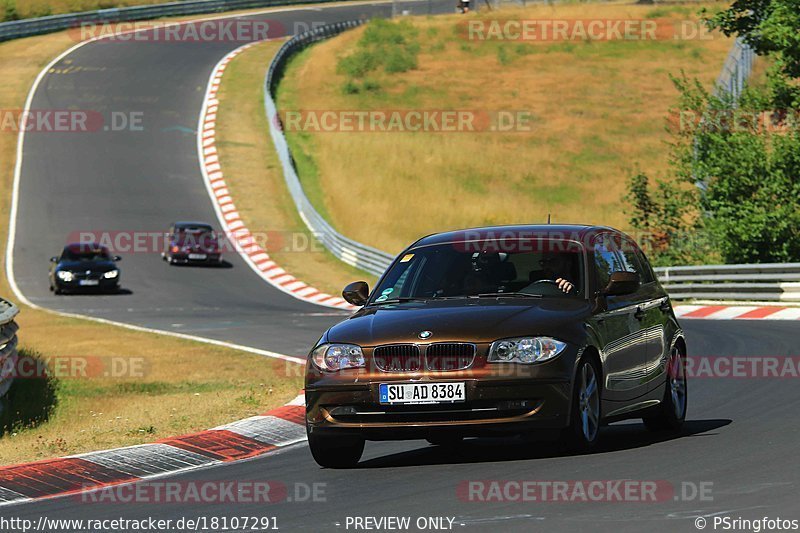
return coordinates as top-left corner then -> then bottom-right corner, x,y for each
307,431 -> 364,469
643,345 -> 687,432
561,356 -> 601,452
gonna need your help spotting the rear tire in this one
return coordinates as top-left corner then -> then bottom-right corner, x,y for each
560,356 -> 602,452
307,431 -> 364,469
643,345 -> 687,432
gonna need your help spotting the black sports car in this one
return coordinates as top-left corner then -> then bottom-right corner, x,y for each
49,243 -> 121,295
162,221 -> 223,265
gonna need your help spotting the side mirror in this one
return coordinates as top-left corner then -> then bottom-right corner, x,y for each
50,256 -> 59,263
342,281 -> 369,306
603,271 -> 640,296
113,256 -> 122,262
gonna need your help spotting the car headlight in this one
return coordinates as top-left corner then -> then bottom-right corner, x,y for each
56,270 -> 74,282
103,270 -> 119,279
488,337 -> 566,364
311,344 -> 365,371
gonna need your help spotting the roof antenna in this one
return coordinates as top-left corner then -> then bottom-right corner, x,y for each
547,213 -> 551,224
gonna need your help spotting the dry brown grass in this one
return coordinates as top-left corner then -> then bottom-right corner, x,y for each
278,2 -> 734,254
214,40 -> 377,294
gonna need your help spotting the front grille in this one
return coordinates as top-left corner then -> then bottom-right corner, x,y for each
426,343 -> 476,371
72,271 -> 102,280
373,344 -> 421,372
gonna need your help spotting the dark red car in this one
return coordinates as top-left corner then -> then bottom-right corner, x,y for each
162,221 -> 223,265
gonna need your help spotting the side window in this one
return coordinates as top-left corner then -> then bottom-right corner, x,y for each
593,235 -> 621,289
616,238 -> 644,277
633,247 -> 656,284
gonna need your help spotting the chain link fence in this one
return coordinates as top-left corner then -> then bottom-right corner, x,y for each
714,37 -> 755,99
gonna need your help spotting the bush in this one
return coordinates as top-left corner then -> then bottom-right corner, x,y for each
341,80 -> 360,95
336,19 -> 421,92
384,47 -> 417,73
628,72 -> 800,265
2,0 -> 19,22
337,50 -> 380,78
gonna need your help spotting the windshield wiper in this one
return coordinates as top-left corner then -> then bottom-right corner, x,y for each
476,292 -> 543,299
368,297 -> 429,306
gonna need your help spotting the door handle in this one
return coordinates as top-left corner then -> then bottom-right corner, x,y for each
659,299 -> 671,313
634,307 -> 646,320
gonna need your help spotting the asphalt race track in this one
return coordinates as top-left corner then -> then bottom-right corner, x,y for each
4,320 -> 800,531
12,0 -> 453,357
7,2 -> 800,531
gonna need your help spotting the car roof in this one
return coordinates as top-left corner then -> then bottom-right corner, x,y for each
409,224 -> 622,248
63,242 -> 109,253
172,221 -> 214,230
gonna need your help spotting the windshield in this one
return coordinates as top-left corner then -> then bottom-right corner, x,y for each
61,246 -> 112,262
371,240 -> 585,303
174,228 -> 217,246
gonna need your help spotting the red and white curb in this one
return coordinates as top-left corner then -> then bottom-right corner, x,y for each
673,304 -> 800,320
0,393 -> 306,507
197,42 -> 355,311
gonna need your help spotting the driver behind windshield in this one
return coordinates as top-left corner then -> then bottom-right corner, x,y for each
539,253 -> 576,294
372,242 -> 583,302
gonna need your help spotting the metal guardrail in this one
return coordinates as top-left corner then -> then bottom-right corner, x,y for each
264,20 -> 395,278
0,0 -> 336,42
655,264 -> 800,302
0,298 -> 20,399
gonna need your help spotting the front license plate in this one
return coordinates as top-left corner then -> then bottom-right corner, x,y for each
79,279 -> 99,286
188,253 -> 207,260
379,382 -> 466,405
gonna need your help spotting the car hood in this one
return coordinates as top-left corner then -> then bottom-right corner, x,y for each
57,260 -> 117,273
326,298 -> 593,346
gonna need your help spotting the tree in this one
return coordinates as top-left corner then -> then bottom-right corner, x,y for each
705,0 -> 800,79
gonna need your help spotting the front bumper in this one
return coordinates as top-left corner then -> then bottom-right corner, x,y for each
306,379 -> 571,440
306,345 -> 580,441
169,252 -> 222,264
55,277 -> 120,293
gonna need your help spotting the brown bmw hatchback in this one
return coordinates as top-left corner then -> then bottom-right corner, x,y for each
305,225 -> 687,468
